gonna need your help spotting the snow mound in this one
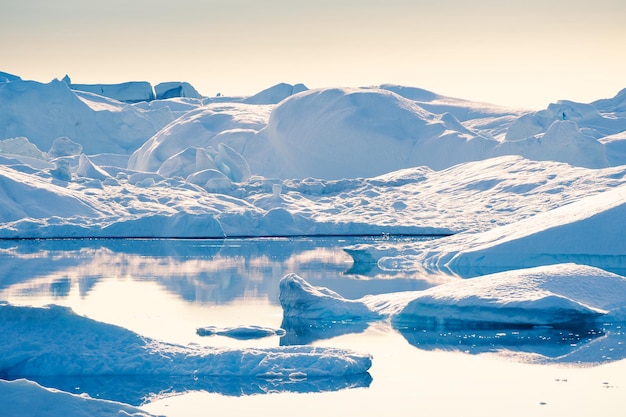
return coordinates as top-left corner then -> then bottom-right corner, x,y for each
0,166 -> 98,223
600,130 -> 626,166
593,87 -> 626,114
279,264 -> 626,328
262,87 -> 493,178
0,302 -> 372,378
504,93 -> 626,150
495,120 -> 608,168
445,183 -> 626,269
243,82 -> 308,105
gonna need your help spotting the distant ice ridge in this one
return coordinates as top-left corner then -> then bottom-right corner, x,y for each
4,75 -> 626,182
0,302 -> 371,379
280,264 -> 626,328
2,155 -> 626,238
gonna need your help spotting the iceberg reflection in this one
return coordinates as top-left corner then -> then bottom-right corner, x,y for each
29,373 -> 372,406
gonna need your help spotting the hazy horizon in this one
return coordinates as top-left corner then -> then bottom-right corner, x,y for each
2,0 -> 625,109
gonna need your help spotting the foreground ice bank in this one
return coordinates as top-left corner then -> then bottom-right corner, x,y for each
0,378 -> 155,417
0,302 -> 371,379
280,263 -> 626,328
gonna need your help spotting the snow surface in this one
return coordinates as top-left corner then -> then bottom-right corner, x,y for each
3,72 -> 626,415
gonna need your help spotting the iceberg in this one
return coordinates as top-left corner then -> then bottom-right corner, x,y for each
154,81 -> 202,100
0,302 -> 371,390
280,264 -> 626,328
69,81 -> 155,103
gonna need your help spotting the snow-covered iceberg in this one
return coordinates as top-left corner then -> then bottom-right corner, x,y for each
347,180 -> 626,277
0,302 -> 371,379
3,154 -> 626,239
69,81 -> 155,103
0,79 -> 164,154
280,264 -> 626,328
0,301 -> 372,406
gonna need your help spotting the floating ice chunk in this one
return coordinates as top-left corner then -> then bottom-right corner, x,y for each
279,264 -> 626,328
280,273 -> 382,321
392,264 -> 612,327
196,325 -> 286,340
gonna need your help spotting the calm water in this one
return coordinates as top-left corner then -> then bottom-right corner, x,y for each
1,238 -> 625,417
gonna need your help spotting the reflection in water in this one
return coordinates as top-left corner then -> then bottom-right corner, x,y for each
30,374 -> 372,407
280,317 -> 370,346
0,237 -> 407,405
396,325 -> 607,361
0,237 -> 435,304
279,316 -> 626,365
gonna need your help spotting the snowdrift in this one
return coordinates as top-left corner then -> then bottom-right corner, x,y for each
242,82 -> 308,105
261,87 -> 495,178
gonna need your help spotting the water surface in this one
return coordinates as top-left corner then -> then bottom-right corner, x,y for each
1,238 -> 624,417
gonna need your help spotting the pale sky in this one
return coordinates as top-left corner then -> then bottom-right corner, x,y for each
1,0 -> 625,109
